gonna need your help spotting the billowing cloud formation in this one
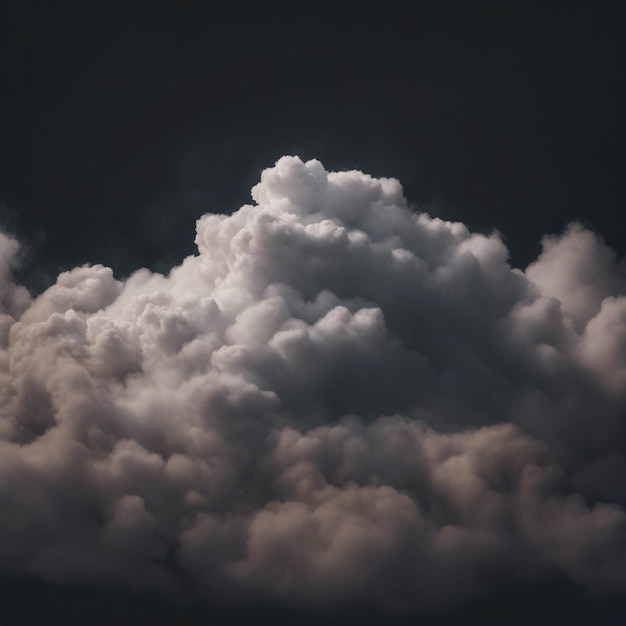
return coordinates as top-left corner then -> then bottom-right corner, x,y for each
1,156 -> 626,611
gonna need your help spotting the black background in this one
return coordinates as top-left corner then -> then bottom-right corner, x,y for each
2,1 -> 624,290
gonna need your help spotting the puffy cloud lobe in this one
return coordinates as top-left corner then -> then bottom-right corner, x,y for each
0,233 -> 31,347
526,224 -> 626,332
0,156 -> 626,611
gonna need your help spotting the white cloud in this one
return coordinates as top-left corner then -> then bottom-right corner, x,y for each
0,156 -> 625,611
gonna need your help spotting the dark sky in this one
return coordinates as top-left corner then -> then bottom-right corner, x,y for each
1,2 -> 626,624
2,1 -> 624,289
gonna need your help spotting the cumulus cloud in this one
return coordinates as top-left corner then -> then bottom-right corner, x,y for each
1,156 -> 625,611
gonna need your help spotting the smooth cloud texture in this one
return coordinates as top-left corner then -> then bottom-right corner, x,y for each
1,156 -> 625,611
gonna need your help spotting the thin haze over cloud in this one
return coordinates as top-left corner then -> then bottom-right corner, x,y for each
0,157 -> 625,611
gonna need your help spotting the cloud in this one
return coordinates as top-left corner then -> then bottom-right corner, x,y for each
0,156 -> 625,611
